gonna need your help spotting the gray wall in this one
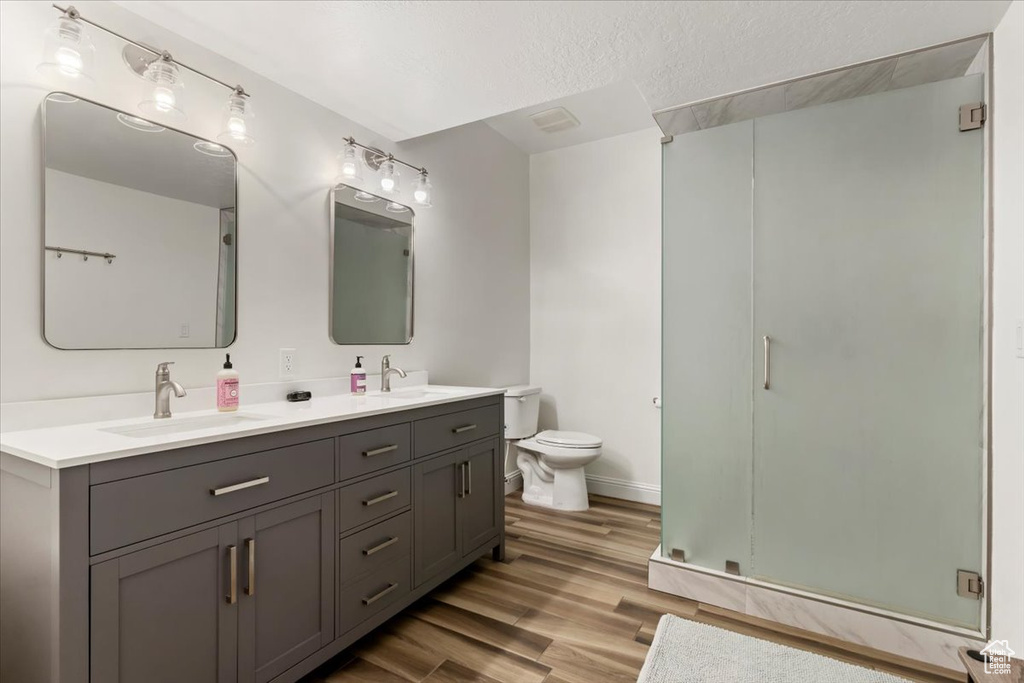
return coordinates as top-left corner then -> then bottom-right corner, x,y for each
0,1 -> 530,401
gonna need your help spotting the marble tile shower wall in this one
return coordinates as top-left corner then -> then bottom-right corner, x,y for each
655,35 -> 987,135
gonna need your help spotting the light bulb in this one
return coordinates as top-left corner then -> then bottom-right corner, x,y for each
139,56 -> 185,121
379,158 -> 399,195
218,90 -> 255,147
38,13 -> 95,81
336,142 -> 362,183
412,171 -> 432,207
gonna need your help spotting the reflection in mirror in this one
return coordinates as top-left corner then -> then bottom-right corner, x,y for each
330,185 -> 413,344
42,93 -> 237,349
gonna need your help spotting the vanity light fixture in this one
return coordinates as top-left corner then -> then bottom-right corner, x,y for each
37,5 -> 94,81
339,137 -> 433,207
116,112 -> 165,133
217,87 -> 255,146
412,171 -> 432,207
42,5 -> 254,143
385,201 -> 410,214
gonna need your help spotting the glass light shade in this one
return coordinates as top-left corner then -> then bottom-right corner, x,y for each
138,58 -> 185,121
379,159 -> 400,195
412,172 -> 433,207
38,15 -> 95,81
353,191 -> 380,203
385,201 -> 409,214
217,92 -> 255,147
194,140 -> 233,158
116,113 -> 165,133
336,142 -> 363,183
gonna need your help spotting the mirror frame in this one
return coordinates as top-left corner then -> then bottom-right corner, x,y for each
40,91 -> 240,350
328,185 -> 415,345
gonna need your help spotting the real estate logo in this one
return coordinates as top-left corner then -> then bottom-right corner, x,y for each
980,640 -> 1015,675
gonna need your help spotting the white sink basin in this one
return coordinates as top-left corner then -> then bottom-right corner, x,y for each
102,413 -> 269,438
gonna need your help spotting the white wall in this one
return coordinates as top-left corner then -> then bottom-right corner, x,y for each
45,169 -> 220,349
529,128 -> 662,502
0,1 -> 529,402
992,0 -> 1024,649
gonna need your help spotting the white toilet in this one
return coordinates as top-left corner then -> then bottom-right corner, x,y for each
504,386 -> 602,512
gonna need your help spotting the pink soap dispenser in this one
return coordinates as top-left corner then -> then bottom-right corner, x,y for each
217,353 -> 239,411
350,356 -> 366,395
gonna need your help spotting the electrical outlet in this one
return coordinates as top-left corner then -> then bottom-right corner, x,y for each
178,323 -> 190,338
279,348 -> 296,377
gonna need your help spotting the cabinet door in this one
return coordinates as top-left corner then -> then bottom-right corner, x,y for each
461,439 -> 500,554
238,494 -> 335,683
413,450 -> 462,587
91,524 -> 238,683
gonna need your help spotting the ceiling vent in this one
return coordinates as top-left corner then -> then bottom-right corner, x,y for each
529,107 -> 580,133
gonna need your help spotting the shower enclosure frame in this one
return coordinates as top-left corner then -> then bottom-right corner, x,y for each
652,32 -> 995,669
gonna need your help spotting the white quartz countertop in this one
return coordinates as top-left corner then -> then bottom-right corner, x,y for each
0,386 -> 505,469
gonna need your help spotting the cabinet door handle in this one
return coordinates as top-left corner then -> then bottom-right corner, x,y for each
211,476 -> 270,496
466,461 -> 472,496
457,462 -> 465,498
226,545 -> 237,605
363,536 -> 399,556
763,335 -> 771,390
363,444 -> 398,458
452,424 -> 477,434
362,582 -> 398,606
363,490 -> 399,507
244,538 -> 255,596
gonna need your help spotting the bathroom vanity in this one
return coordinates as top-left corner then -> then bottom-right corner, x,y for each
0,387 -> 505,683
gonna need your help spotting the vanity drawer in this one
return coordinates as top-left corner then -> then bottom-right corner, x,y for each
90,439 -> 334,555
339,511 -> 411,586
414,405 -> 501,457
338,423 -> 411,481
338,468 -> 410,533
338,555 -> 410,636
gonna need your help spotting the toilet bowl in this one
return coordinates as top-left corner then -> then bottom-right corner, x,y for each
515,430 -> 602,511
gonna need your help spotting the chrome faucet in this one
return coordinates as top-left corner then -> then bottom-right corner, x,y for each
380,355 -> 407,393
154,362 -> 187,419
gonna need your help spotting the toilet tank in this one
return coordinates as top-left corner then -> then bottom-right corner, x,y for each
504,385 -> 542,438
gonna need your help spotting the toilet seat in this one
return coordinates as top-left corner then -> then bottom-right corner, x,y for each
535,430 -> 602,449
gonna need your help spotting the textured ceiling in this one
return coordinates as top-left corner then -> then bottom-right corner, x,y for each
115,1 -> 1011,142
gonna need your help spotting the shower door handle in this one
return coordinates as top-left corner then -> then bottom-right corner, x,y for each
763,335 -> 771,390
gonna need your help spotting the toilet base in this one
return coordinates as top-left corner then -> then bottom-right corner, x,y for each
518,453 -> 591,512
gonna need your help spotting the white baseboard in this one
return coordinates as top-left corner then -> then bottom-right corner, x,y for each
503,469 -> 523,496
585,474 -> 660,505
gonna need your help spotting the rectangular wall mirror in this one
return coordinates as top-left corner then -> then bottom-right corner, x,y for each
42,92 -> 237,349
330,185 -> 414,344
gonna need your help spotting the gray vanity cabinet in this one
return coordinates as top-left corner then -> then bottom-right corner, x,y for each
237,494 -> 335,683
1,394 -> 504,683
90,524 -> 239,683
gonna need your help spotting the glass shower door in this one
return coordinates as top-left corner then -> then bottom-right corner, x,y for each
751,75 -> 985,628
662,120 -> 754,572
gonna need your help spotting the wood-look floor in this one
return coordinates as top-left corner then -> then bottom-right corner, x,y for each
308,493 -> 962,683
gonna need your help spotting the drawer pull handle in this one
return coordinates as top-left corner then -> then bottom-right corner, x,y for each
244,538 -> 255,597
362,582 -> 398,606
363,490 -> 399,507
211,476 -> 270,496
363,444 -> 398,458
226,545 -> 237,605
363,536 -> 399,556
452,424 -> 477,434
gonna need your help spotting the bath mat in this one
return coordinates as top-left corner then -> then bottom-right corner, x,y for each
636,614 -> 912,683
